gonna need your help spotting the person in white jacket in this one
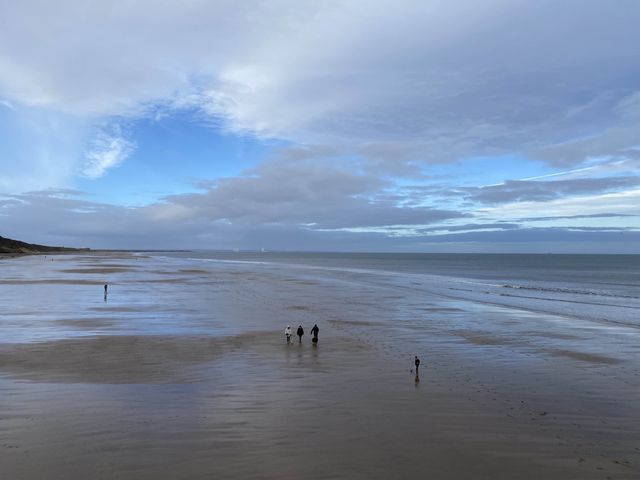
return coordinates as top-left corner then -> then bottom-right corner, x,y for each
284,325 -> 292,343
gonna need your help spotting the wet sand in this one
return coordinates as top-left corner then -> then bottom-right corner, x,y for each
0,252 -> 638,479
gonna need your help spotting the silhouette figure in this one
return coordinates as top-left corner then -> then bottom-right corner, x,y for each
296,325 -> 304,343
284,325 -> 292,343
414,355 -> 421,374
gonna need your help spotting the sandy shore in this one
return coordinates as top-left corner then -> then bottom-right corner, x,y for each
0,252 -> 638,479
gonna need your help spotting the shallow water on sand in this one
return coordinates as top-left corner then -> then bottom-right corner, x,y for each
0,253 -> 639,479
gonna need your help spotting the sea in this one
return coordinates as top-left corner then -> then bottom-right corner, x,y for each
162,251 -> 640,329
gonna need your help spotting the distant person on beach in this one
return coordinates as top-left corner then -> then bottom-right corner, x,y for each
285,325 -> 292,343
104,284 -> 108,295
311,324 -> 319,343
296,325 -> 304,343
414,355 -> 421,373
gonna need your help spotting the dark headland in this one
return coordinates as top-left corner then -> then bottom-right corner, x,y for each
0,235 -> 88,255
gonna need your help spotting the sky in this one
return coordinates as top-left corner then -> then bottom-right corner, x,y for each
1,0 -> 639,253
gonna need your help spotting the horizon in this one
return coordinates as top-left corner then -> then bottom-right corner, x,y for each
35,246 -> 640,256
1,1 -> 639,253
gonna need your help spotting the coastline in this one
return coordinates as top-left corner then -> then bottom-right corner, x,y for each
0,253 -> 25,260
0,252 -> 638,479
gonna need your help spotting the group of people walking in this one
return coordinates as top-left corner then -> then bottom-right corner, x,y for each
283,324 -> 422,381
285,324 -> 319,344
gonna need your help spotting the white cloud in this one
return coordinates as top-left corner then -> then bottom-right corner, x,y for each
0,0 -> 639,169
478,189 -> 640,221
82,126 -> 136,179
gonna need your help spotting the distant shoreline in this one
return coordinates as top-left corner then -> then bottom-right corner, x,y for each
0,250 -> 193,261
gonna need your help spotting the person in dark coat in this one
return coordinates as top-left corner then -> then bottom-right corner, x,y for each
414,355 -> 421,373
311,324 -> 319,340
296,325 -> 304,343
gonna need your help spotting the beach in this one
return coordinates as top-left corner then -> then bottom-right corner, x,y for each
0,252 -> 639,479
